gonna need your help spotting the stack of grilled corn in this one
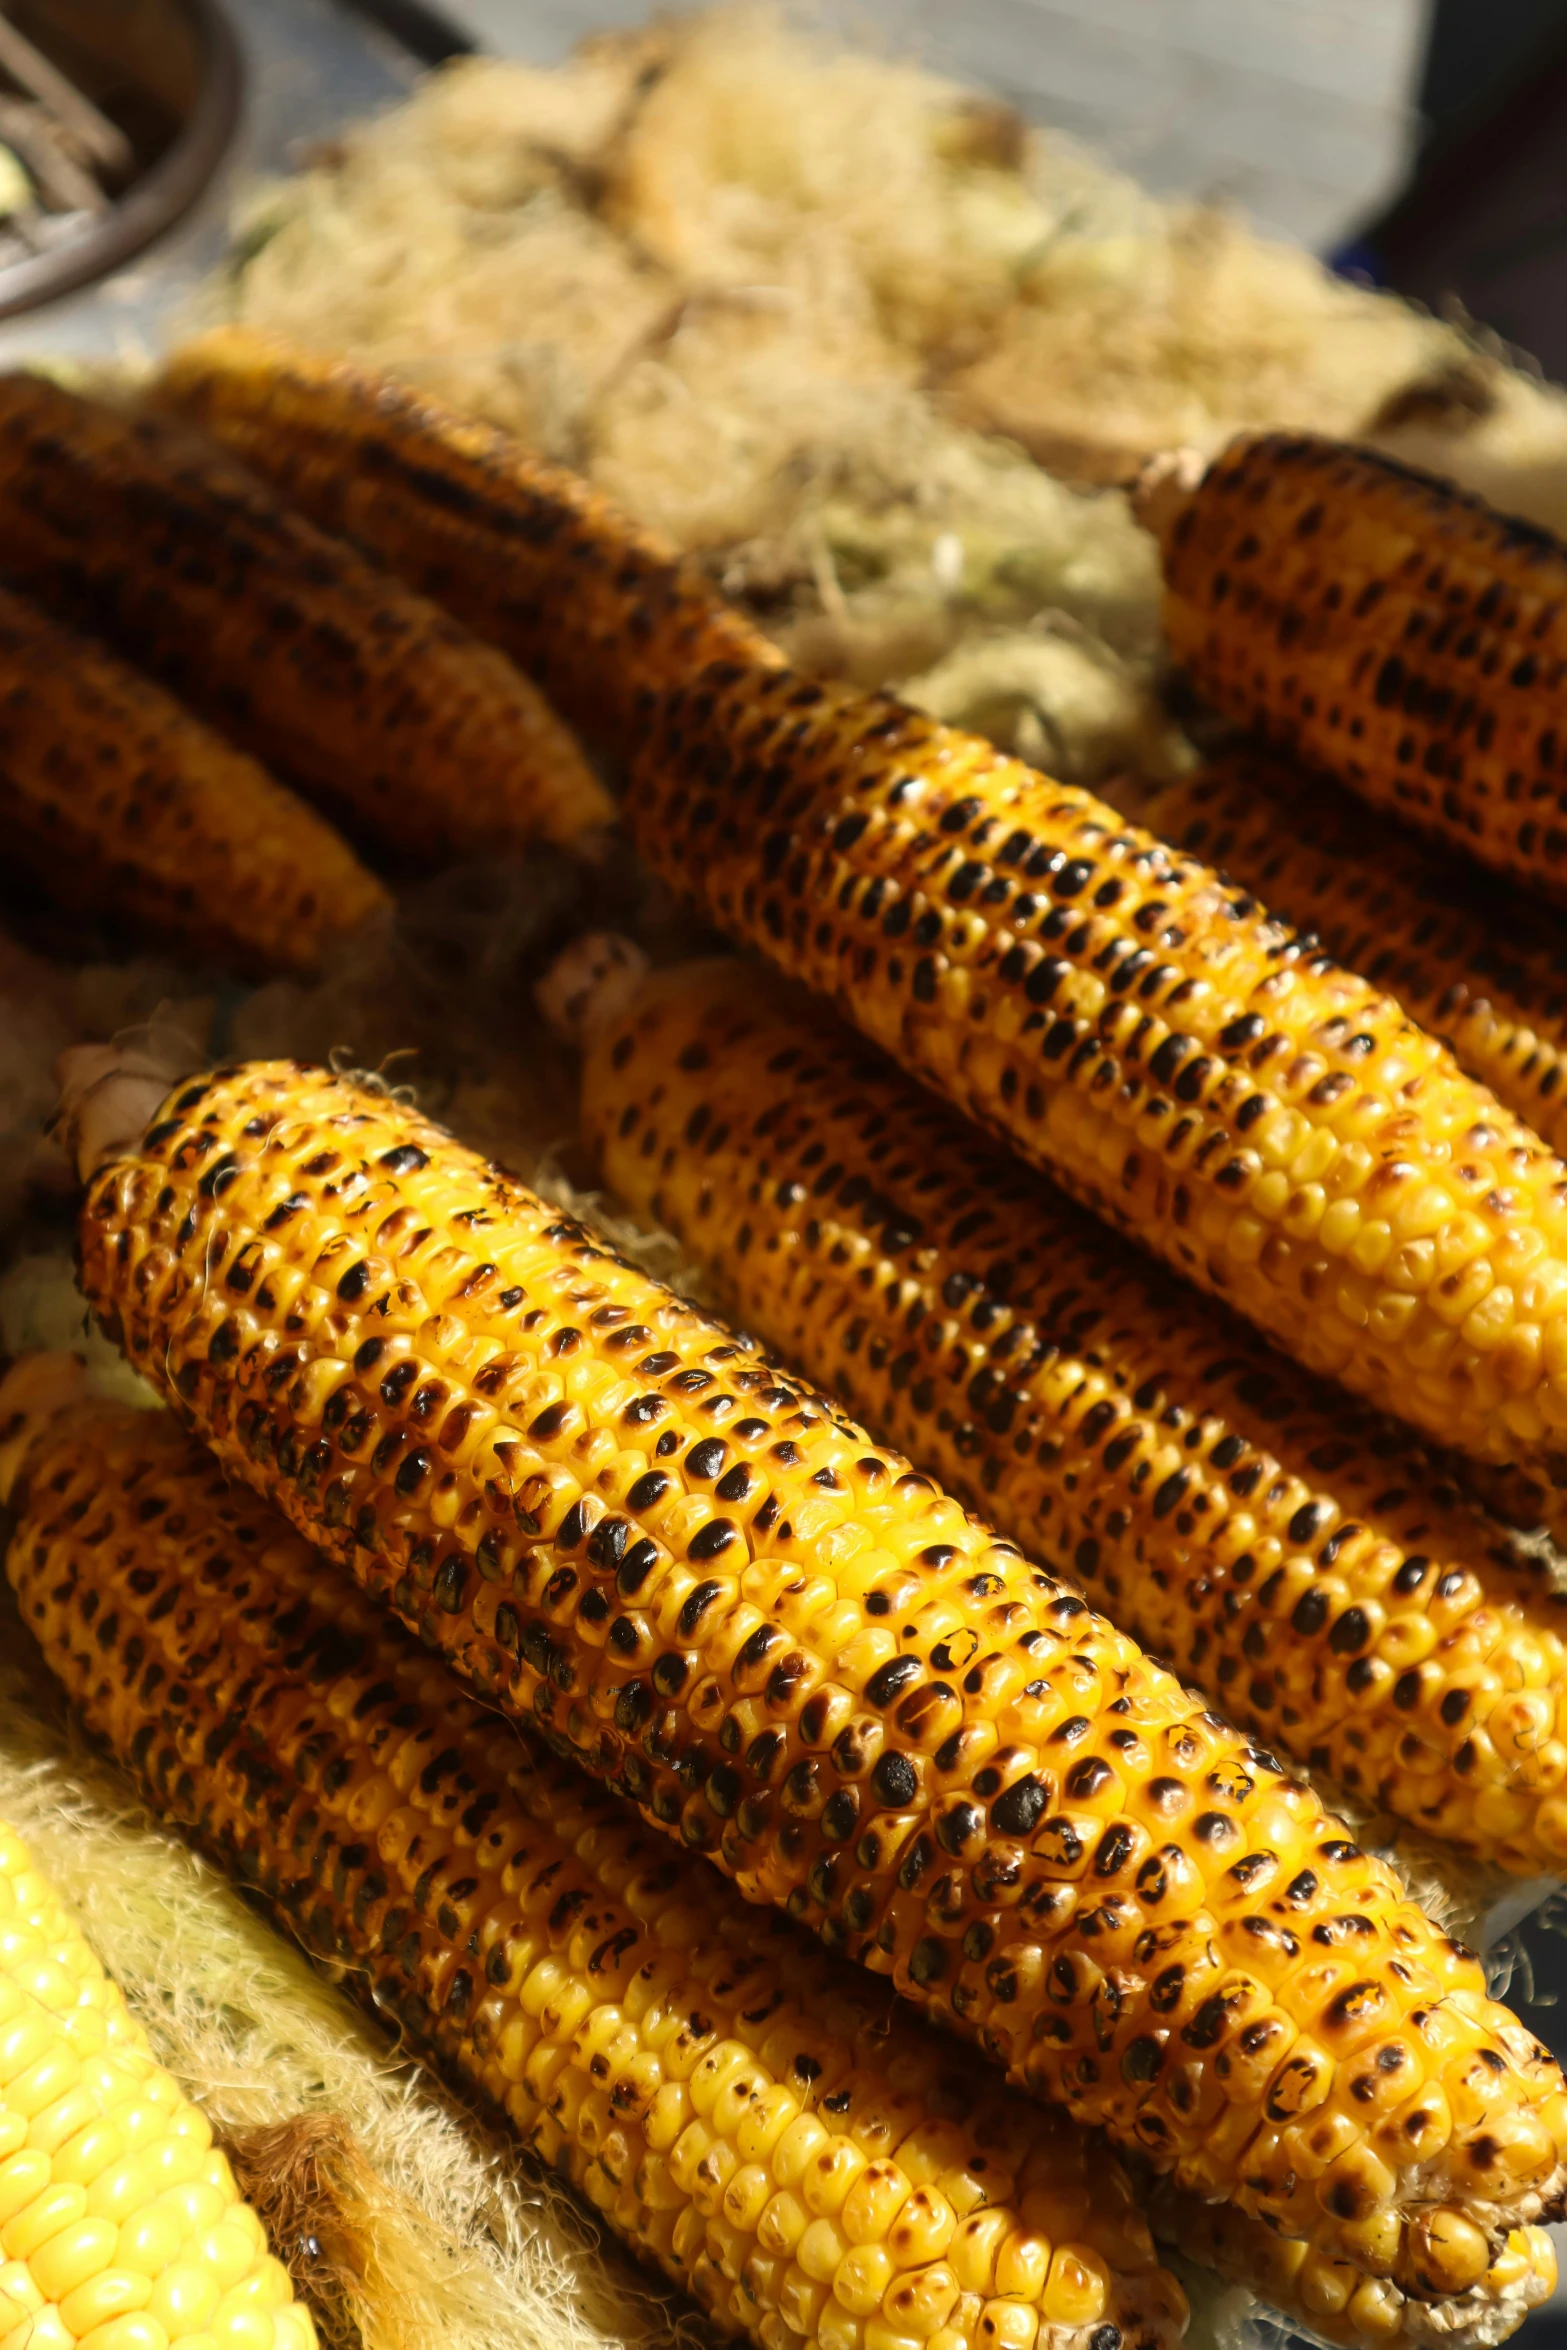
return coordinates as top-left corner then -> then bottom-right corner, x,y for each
14,330 -> 1567,2350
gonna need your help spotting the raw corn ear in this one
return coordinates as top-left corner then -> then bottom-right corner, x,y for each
1144,432 -> 1567,906
0,1820 -> 318,2350
72,1060 -> 1567,2342
624,659 -> 1567,1474
3,1370 -> 1195,2350
0,372 -> 611,860
1144,752 -> 1567,1162
0,581 -> 385,978
581,957 -> 1567,1878
157,328 -> 783,765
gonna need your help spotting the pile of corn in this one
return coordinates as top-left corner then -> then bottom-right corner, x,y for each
7,316 -> 1567,2350
13,24 -> 1567,2350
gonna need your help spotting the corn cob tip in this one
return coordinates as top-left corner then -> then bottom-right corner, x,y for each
54,1041 -> 190,1183
535,931 -> 651,1052
0,1349 -> 88,1506
1130,448 -> 1205,549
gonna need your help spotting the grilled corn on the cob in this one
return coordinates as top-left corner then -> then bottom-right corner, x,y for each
581,958 -> 1567,1876
1141,433 -> 1567,905
1,1363 -> 1194,2350
1142,753 -> 1567,1162
0,372 -> 610,859
0,581 -> 385,977
157,329 -> 783,763
71,1056 -> 1567,2339
626,660 -> 1567,1473
0,1668 -> 318,2350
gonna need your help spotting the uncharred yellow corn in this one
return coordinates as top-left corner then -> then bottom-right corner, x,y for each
72,1058 -> 1567,2339
0,581 -> 385,978
1,1362 -> 1193,2350
1143,752 -> 1567,1160
0,372 -> 611,859
1143,433 -> 1567,905
625,659 -> 1567,1474
0,1812 -> 315,2350
582,957 -> 1567,1878
157,328 -> 783,764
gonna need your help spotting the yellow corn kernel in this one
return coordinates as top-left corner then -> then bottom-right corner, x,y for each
834,2246 -> 896,2316
29,2212 -> 118,2301
1042,2248 -> 1109,2327
58,2267 -> 154,2337
798,2218 -> 850,2285
994,2236 -> 1049,2302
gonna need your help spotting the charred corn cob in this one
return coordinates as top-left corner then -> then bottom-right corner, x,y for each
625,660 -> 1567,1472
0,1802 -> 316,2350
71,1056 -> 1567,2340
1,1365 -> 1194,2350
0,373 -> 610,859
1143,752 -> 1567,1161
1142,433 -> 1567,905
582,957 -> 1567,1876
157,329 -> 783,764
0,581 -> 384,978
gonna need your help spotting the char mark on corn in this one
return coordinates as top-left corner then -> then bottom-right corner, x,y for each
623,660 -> 1567,1474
